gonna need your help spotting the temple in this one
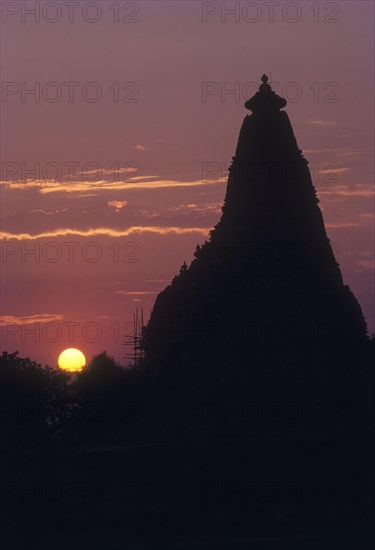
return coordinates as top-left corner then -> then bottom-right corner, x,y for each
143,75 -> 367,435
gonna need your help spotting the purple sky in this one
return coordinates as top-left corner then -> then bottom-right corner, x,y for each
1,0 -> 374,366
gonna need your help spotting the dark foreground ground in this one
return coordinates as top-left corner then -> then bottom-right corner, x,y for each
1,437 -> 373,550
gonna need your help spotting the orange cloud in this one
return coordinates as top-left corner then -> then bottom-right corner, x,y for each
318,167 -> 349,175
115,291 -> 158,296
30,208 -> 70,215
0,226 -> 211,240
108,200 -> 128,210
0,313 -> 64,326
168,202 -> 223,214
0,178 -> 224,194
319,184 -> 374,197
357,260 -> 375,270
303,147 -> 371,158
307,119 -> 337,127
325,222 -> 361,228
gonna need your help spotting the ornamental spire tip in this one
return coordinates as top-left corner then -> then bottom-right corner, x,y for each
244,74 -> 287,113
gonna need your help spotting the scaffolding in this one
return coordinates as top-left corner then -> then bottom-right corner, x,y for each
123,307 -> 146,367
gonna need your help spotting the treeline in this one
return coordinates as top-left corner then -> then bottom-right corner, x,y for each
1,335 -> 374,451
0,350 -> 146,450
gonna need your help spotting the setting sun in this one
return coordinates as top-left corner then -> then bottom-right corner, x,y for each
58,348 -> 86,373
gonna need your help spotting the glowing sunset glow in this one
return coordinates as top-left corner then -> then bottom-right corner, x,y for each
58,348 -> 86,373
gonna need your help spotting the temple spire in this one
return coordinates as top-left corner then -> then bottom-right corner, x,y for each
245,74 -> 287,113
144,72 -> 367,390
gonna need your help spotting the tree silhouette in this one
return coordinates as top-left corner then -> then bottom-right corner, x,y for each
0,351 -> 70,450
71,351 -> 143,444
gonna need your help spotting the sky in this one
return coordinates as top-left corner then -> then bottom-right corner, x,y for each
0,0 -> 374,367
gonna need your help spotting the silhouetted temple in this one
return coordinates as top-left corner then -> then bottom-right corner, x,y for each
143,75 -> 367,434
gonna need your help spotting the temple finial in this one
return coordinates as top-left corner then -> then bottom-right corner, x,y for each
244,74 -> 287,112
